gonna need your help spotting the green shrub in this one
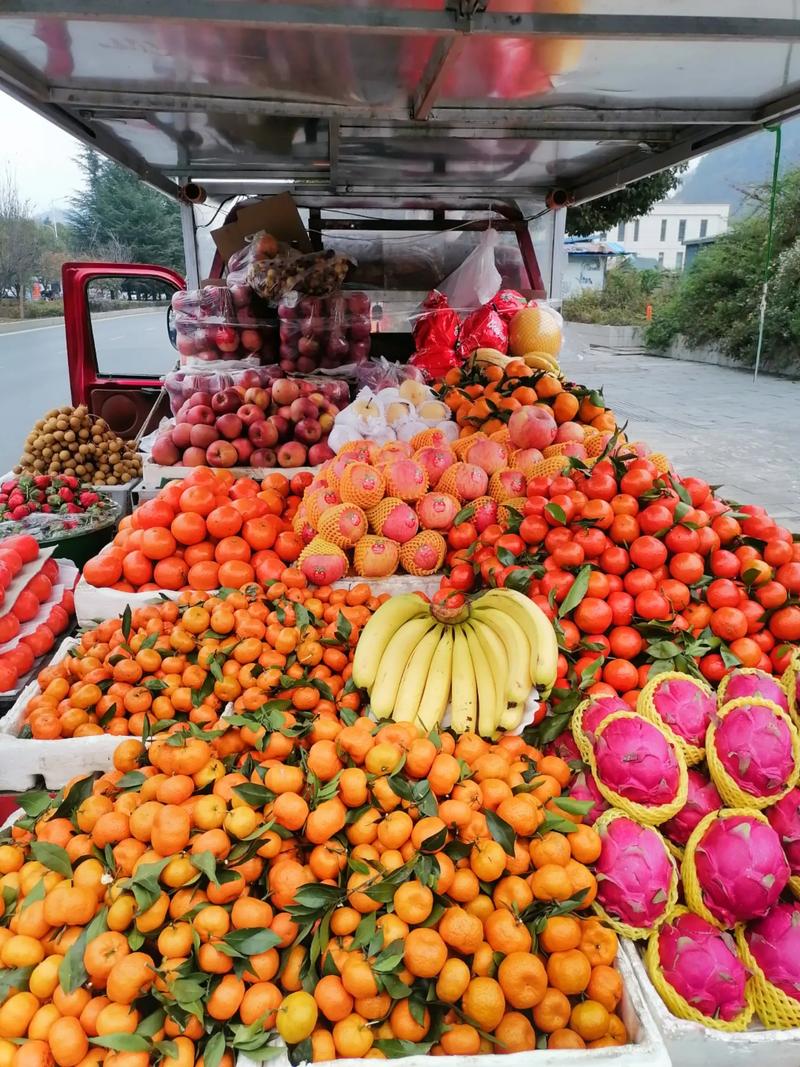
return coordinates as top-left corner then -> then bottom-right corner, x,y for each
563,265 -> 677,326
0,299 -> 64,320
646,168 -> 800,364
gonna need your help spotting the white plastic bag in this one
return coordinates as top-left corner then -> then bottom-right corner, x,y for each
438,228 -> 502,309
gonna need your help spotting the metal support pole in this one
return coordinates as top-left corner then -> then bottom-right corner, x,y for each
753,124 -> 782,383
180,201 -> 200,289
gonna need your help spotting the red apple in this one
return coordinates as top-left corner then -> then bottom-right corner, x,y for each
211,389 -> 241,414
294,418 -> 322,445
240,329 -> 262,351
290,397 -> 318,423
188,391 -> 213,408
215,326 -> 239,354
186,405 -> 215,426
172,422 -> 193,449
268,415 -> 289,441
216,413 -> 243,440
244,387 -> 270,409
250,448 -> 277,468
176,334 -> 197,357
308,441 -> 335,465
229,283 -> 250,308
206,440 -> 239,467
248,420 -> 279,448
319,413 -> 334,432
277,441 -> 307,468
189,424 -> 219,449
233,438 -> 254,464
151,434 -> 180,465
296,356 -> 317,374
349,340 -> 369,363
238,403 -> 266,427
182,446 -> 207,467
238,369 -> 262,389
271,379 -> 300,406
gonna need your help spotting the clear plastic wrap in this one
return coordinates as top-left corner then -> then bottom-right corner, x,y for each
227,230 -> 353,303
171,285 -> 277,364
164,365 -> 349,417
152,374 -> 351,470
354,358 -> 426,392
277,291 -> 372,372
0,478 -> 118,546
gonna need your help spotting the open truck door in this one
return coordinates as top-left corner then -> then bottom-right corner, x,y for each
62,262 -> 185,440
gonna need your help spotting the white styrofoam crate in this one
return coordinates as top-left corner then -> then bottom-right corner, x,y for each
239,951 -> 669,1067
97,477 -> 141,516
140,460 -> 319,490
623,939 -> 800,1067
0,636 -> 122,792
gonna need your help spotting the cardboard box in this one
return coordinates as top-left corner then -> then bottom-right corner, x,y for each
212,192 -> 312,265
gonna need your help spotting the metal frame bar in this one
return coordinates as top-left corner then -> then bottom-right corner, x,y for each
4,3 -> 800,41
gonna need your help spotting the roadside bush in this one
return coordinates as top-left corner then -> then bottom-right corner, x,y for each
646,168 -> 800,364
564,265 -> 677,325
0,299 -> 64,320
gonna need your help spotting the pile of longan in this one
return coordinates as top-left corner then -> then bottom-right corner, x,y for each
17,405 -> 141,485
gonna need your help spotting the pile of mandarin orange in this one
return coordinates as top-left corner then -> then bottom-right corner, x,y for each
0,633 -> 627,1066
20,577 -> 383,740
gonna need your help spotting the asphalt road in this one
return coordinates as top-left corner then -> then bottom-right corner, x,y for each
0,315 -> 798,529
0,310 -> 175,474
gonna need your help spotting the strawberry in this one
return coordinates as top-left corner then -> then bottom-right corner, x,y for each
7,492 -> 24,509
11,505 -> 30,520
59,487 -> 74,502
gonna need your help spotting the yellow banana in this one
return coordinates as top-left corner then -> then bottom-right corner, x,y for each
352,594 -> 429,689
464,622 -> 501,737
415,627 -> 454,733
500,700 -> 526,732
470,604 -> 531,703
450,625 -> 477,734
469,617 -> 509,709
369,615 -> 438,719
475,588 -> 558,695
524,352 -> 559,373
392,624 -> 444,723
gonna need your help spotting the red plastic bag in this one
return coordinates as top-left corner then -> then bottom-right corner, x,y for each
492,289 -> 528,323
413,290 -> 460,353
409,345 -> 460,381
457,304 -> 508,359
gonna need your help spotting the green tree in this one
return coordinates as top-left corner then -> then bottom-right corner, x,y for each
0,169 -> 47,319
646,168 -> 800,368
68,149 -> 184,272
566,167 -> 686,237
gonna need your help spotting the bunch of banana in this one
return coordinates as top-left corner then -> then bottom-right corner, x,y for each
523,349 -> 561,374
351,588 -> 558,738
473,347 -> 514,369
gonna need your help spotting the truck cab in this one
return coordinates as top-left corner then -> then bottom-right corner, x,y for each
61,194 -> 558,439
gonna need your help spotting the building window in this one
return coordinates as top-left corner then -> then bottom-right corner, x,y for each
675,251 -> 684,270
617,223 -> 625,241
678,219 -> 687,241
660,219 -> 667,241
633,220 -> 640,241
700,219 -> 708,238
658,252 -> 664,267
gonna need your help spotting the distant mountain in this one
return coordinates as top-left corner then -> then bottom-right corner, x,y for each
673,116 -> 800,214
34,207 -> 69,226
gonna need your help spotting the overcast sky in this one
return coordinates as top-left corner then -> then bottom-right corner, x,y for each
1,91 -> 83,213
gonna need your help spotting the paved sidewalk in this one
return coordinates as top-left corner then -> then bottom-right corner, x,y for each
560,329 -> 800,530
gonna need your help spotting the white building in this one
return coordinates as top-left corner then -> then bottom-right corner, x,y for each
608,202 -> 730,270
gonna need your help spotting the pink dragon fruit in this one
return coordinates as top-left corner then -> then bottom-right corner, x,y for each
662,770 -> 722,847
713,701 -> 795,798
720,668 -> 789,714
577,696 -> 629,746
692,814 -> 789,926
595,815 -> 675,930
546,729 -> 581,764
767,787 -> 800,875
568,769 -> 608,825
648,675 -> 715,747
657,910 -> 749,1021
594,714 -> 681,805
744,902 -> 800,1001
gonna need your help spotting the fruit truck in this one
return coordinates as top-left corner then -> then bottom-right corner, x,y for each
1,5 -> 800,438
